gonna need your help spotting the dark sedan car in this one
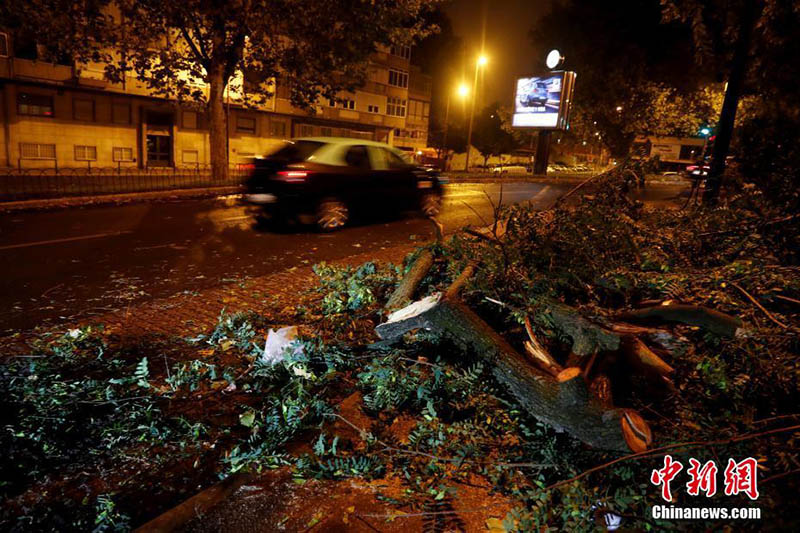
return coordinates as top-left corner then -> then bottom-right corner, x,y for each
243,138 -> 443,230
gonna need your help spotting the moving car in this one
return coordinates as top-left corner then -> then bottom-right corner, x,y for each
244,138 -> 443,230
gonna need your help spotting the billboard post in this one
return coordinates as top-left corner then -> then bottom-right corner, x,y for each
511,51 -> 576,175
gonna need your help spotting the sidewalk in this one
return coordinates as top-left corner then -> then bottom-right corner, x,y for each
0,185 -> 242,213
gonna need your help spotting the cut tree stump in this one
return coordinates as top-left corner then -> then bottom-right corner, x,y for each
377,295 -> 649,452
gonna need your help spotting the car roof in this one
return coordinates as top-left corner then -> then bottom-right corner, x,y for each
286,137 -> 410,167
293,137 -> 395,149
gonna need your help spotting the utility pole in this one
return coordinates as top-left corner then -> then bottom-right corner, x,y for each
464,55 -> 487,171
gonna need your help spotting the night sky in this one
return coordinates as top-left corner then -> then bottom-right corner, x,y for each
444,0 -> 550,106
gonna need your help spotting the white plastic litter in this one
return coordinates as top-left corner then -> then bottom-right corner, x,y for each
261,326 -> 303,364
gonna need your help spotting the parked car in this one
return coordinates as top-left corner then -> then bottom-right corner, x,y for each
490,164 -> 530,175
244,138 -> 444,231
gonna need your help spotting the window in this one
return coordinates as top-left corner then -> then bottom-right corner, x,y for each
73,98 -> 95,121
182,149 -> 199,164
20,143 -> 56,159
112,103 -> 130,124
0,32 -> 8,57
390,45 -> 411,60
17,93 -> 54,117
329,98 -> 355,110
74,145 -> 97,161
367,105 -> 380,114
388,69 -> 409,88
299,124 -> 314,137
387,97 -> 406,117
269,120 -> 286,138
236,115 -> 256,134
112,147 -> 134,162
344,146 -> 370,170
183,110 -> 198,129
320,127 -> 332,137
383,148 -> 408,169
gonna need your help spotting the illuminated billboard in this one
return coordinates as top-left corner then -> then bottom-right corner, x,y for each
512,71 -> 576,130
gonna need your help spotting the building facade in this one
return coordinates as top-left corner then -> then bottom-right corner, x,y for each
632,135 -> 707,170
0,32 -> 432,169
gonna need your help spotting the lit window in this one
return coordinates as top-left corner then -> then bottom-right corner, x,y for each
390,45 -> 411,60
236,115 -> 256,134
112,147 -> 134,162
387,97 -> 406,117
17,93 -> 54,117
388,69 -> 409,88
73,99 -> 95,121
74,145 -> 97,161
20,143 -> 56,159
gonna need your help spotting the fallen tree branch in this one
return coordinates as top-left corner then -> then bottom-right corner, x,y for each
619,303 -> 744,338
385,249 -> 434,311
730,281 -> 788,330
546,423 -> 800,492
376,295 -> 650,452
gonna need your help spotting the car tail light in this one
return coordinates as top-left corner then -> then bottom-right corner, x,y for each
275,170 -> 309,182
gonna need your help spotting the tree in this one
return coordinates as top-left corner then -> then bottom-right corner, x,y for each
660,0 -> 798,203
1,0 -> 437,180
471,103 -> 519,167
529,0 -> 714,157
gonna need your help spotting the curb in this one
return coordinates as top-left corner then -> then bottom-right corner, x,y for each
0,186 -> 243,213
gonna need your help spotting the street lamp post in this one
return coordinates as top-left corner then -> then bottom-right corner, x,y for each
464,55 -> 487,171
441,83 -> 469,171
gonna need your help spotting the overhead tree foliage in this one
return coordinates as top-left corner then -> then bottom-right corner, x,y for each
471,103 -> 520,167
1,0 -> 439,180
661,0 -> 799,203
529,0 -> 717,157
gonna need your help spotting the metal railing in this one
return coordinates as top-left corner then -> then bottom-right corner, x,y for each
0,165 -> 251,202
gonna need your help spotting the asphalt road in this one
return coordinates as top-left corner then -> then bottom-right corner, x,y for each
0,181 -> 684,335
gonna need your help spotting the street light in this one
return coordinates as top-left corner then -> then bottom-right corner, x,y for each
465,54 -> 488,171
441,83 -> 470,170
615,105 -> 623,112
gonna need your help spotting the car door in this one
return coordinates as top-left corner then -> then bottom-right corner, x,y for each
368,146 -> 416,208
341,145 -> 374,206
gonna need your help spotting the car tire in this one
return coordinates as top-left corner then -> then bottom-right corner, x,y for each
419,192 -> 442,217
316,198 -> 349,231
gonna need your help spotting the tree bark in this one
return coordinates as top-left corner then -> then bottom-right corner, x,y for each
384,250 -> 434,311
619,304 -> 743,338
208,67 -> 229,182
377,296 -> 648,452
703,0 -> 761,204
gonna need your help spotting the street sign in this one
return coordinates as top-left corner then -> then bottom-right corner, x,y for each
511,71 -> 576,130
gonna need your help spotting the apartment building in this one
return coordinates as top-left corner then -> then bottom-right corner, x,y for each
0,32 -> 432,169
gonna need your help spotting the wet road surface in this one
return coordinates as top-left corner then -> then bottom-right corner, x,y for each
0,181 -> 684,334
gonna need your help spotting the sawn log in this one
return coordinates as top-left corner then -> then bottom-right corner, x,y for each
376,294 -> 650,452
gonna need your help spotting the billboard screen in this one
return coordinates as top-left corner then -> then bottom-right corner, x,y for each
512,72 -> 576,130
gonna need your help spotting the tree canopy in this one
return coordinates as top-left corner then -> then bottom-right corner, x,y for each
1,0 -> 439,178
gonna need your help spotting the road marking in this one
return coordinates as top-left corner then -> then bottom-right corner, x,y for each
0,230 -> 134,251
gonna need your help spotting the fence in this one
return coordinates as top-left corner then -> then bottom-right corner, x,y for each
0,165 -> 251,202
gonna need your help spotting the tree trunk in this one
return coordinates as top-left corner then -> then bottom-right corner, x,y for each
703,0 -> 761,204
208,67 -> 229,182
377,295 -> 649,452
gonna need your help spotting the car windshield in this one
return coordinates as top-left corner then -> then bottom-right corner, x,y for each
266,140 -> 324,163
